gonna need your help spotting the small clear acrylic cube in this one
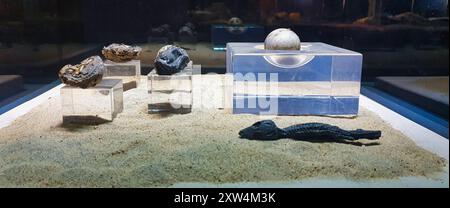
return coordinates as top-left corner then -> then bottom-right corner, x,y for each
61,79 -> 123,124
104,60 -> 141,91
147,62 -> 199,114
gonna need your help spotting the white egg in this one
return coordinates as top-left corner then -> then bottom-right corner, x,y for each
264,28 -> 301,50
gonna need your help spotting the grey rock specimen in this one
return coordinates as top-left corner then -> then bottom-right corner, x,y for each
239,120 -> 382,141
58,56 -> 105,89
154,45 -> 190,75
102,43 -> 142,63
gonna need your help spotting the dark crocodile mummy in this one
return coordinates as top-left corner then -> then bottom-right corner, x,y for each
239,120 -> 382,141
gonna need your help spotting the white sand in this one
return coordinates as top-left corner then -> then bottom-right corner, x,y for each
0,76 -> 447,188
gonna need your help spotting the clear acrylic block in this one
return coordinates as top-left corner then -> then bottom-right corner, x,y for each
61,79 -> 123,124
226,42 -> 362,116
147,63 -> 198,114
104,60 -> 141,91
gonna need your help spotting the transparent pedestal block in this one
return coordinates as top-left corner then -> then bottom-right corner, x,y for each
147,63 -> 198,114
148,91 -> 193,114
104,60 -> 141,91
226,42 -> 362,116
61,79 -> 123,124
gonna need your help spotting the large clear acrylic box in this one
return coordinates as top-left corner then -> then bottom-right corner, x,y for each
104,60 -> 141,91
61,79 -> 124,124
147,62 -> 200,114
226,42 -> 362,116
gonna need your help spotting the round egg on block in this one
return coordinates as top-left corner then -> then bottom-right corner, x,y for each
264,28 -> 301,51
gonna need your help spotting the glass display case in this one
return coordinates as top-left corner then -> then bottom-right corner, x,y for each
0,0 -> 448,189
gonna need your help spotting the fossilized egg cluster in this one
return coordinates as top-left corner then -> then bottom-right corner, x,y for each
154,45 -> 190,75
58,56 -> 105,89
102,43 -> 142,63
264,28 -> 301,51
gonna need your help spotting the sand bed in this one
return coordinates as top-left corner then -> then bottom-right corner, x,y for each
0,80 -> 447,188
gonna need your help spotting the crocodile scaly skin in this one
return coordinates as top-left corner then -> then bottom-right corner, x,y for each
239,120 -> 382,141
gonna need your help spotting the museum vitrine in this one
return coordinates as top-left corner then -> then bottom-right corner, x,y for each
0,0 -> 448,188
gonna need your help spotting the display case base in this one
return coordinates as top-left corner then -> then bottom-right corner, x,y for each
0,75 -> 23,100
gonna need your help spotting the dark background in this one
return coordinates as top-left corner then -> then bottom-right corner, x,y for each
1,0 -> 448,43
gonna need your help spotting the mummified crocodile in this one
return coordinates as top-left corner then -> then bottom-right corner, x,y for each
239,120 -> 382,141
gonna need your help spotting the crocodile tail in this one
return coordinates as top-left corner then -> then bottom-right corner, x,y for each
350,129 -> 382,140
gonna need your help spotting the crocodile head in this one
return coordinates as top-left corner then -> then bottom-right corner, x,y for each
239,120 -> 283,141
